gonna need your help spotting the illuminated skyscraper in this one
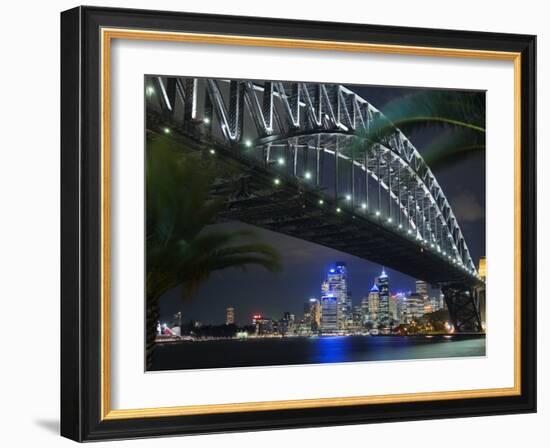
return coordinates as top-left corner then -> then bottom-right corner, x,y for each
320,294 -> 338,334
376,268 -> 390,327
406,293 -> 425,320
304,298 -> 321,331
225,307 -> 235,325
415,280 -> 429,299
325,262 -> 349,332
366,284 -> 380,325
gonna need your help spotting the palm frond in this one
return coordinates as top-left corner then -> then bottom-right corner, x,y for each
146,135 -> 282,303
342,90 -> 486,170
421,128 -> 485,170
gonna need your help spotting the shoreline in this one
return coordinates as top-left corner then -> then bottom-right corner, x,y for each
156,333 -> 486,345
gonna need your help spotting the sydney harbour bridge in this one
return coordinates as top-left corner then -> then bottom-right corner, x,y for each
146,76 -> 485,332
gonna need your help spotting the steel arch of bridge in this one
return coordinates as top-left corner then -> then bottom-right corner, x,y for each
150,76 -> 481,281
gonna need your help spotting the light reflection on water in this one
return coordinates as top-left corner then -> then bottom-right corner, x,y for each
151,335 -> 486,371
311,335 -> 484,364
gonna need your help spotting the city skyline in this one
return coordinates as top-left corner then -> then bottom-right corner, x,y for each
160,255 -> 451,328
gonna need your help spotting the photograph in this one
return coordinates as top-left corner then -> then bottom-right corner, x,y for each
56,5 -> 537,442
145,75 -> 487,371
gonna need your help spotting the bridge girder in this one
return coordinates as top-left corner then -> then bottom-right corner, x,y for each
147,76 -> 482,284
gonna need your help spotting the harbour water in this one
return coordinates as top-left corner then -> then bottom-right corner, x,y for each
150,334 -> 485,371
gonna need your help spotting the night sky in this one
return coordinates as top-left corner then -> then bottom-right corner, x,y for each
158,84 -> 486,327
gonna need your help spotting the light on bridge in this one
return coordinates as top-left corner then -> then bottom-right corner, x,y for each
304,171 -> 312,180
146,86 -> 155,96
277,157 -> 285,166
203,117 -> 210,124
163,127 -> 171,134
387,218 -> 392,223
274,178 -> 280,186
375,210 -> 381,216
336,207 -> 342,213
361,203 -> 367,210
345,194 -> 352,201
209,149 -> 216,155
244,139 -> 252,148
318,199 -> 324,205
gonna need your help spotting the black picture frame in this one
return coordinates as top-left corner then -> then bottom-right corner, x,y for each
61,5 -> 536,441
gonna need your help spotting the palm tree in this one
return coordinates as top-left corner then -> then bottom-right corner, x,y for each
351,90 -> 485,170
146,136 -> 281,369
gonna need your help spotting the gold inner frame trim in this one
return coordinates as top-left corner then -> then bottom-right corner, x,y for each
100,27 -> 522,420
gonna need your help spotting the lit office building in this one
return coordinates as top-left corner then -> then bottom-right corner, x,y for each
423,300 -> 434,315
376,268 -> 390,328
428,294 -> 445,312
406,293 -> 425,321
345,292 -> 353,330
395,292 -> 408,324
389,294 -> 398,323
325,262 -> 349,331
294,321 -> 313,336
304,298 -> 321,331
225,307 -> 235,325
416,280 -> 429,299
361,294 -> 370,326
351,305 -> 363,334
479,256 -> 486,280
320,294 -> 338,334
366,284 -> 380,325
279,311 -> 296,336
252,314 -> 273,336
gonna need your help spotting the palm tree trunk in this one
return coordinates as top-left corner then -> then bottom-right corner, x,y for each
145,294 -> 159,370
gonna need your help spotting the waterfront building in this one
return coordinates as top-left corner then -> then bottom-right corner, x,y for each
225,307 -> 235,325
428,294 -> 445,312
415,280 -> 429,299
351,305 -> 363,334
252,314 -> 273,335
320,294 -> 338,334
376,268 -> 390,328
294,321 -> 313,336
304,298 -> 321,331
406,293 -> 425,321
424,300 -> 434,315
279,311 -> 296,336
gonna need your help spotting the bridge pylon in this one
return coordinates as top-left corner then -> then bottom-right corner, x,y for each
441,283 -> 484,333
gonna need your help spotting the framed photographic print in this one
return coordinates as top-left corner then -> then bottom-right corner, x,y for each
60,6 -> 537,441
